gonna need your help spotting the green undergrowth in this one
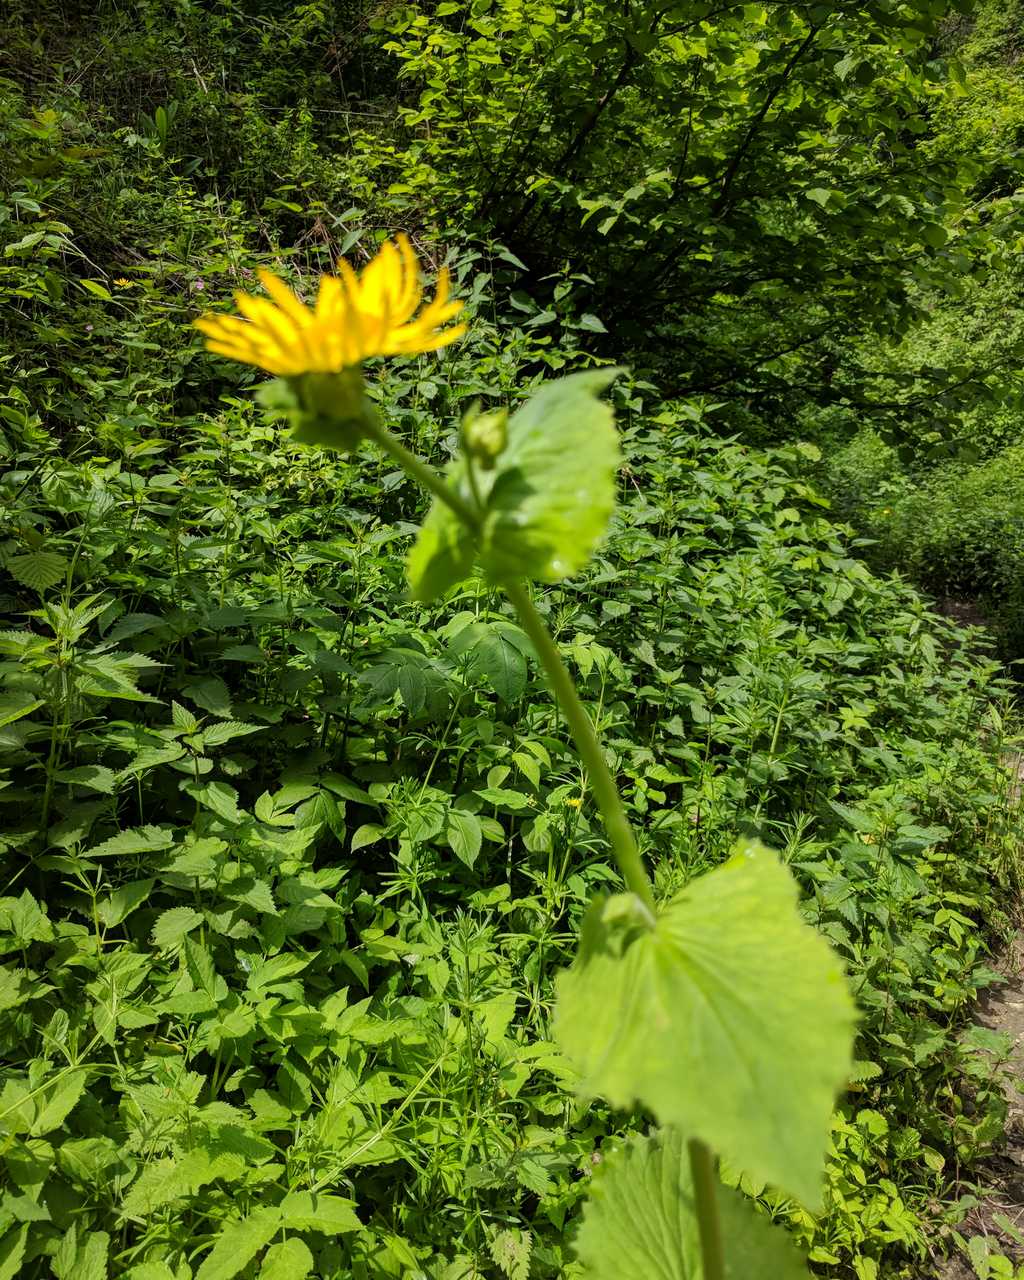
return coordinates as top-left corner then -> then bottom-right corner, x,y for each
2,2 -> 1024,1275
825,431 -> 1024,658
0,373 -> 1020,1275
808,0 -> 1024,641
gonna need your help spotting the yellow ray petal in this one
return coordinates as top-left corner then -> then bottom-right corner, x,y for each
257,270 -> 313,325
195,237 -> 466,374
392,233 -> 422,323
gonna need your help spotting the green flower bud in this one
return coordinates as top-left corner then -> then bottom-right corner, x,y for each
257,369 -> 378,453
462,404 -> 508,470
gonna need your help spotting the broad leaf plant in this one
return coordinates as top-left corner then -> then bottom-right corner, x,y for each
196,236 -> 856,1277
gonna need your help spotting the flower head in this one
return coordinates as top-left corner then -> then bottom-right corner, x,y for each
194,235 -> 465,376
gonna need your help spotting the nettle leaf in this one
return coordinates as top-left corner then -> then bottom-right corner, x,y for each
97,880 -> 155,929
8,550 -> 67,594
32,1068 -> 88,1136
53,1227 -> 109,1280
151,906 -> 204,951
481,369 -> 622,583
120,1264 -> 174,1280
120,1147 -> 245,1220
85,825 -> 175,860
186,780 -> 246,824
575,1129 -> 808,1279
201,720 -> 263,748
172,701 -> 200,733
184,936 -> 219,998
185,677 -> 234,716
5,891 -> 53,944
55,765 -> 119,794
195,1207 -> 281,1280
260,1238 -> 313,1280
555,843 -> 854,1207
407,464 -> 476,602
489,1227 -> 532,1280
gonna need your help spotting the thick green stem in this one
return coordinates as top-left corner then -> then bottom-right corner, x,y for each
503,580 -> 656,916
364,418 -> 481,530
689,1138 -> 726,1280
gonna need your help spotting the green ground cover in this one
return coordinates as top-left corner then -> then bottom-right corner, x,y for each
2,1 -> 1024,1275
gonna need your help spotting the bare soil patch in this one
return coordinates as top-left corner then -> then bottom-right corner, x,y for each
934,935 -> 1024,1277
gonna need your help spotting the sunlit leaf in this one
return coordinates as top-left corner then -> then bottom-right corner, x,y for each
575,1128 -> 808,1279
195,1208 -> 281,1280
260,1238 -> 313,1280
555,842 -> 855,1206
481,369 -> 622,584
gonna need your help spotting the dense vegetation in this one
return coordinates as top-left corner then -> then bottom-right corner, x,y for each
1,0 -> 1023,1276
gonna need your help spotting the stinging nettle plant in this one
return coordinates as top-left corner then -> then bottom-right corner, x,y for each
195,235 -> 857,1278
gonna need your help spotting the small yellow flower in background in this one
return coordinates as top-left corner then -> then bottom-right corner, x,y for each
194,234 -> 466,376
565,796 -> 583,809
114,277 -> 135,288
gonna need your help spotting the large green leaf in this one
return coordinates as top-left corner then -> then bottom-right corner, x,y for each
555,842 -> 855,1207
277,1190 -> 361,1233
446,808 -> 482,868
8,550 -> 67,594
260,1238 -> 313,1280
53,1228 -> 109,1280
31,1068 -> 88,1136
574,1129 -> 807,1280
406,371 -> 621,598
480,369 -> 621,583
449,619 -> 532,700
195,1207 -> 282,1280
0,1226 -> 27,1280
407,462 -> 476,602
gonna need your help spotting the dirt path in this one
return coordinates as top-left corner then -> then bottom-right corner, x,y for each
935,937 -> 1024,1277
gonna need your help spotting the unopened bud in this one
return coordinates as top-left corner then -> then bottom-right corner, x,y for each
462,405 -> 508,470
257,368 -> 378,453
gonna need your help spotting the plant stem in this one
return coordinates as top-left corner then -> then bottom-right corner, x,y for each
503,580 -> 656,916
689,1138 -> 726,1280
359,399 -> 723,1270
364,418 -> 481,530
364,421 -> 657,914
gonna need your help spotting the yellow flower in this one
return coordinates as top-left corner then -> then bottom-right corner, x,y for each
114,277 -> 135,288
194,235 -> 466,376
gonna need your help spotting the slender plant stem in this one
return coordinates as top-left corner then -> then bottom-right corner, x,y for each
503,580 -> 656,916
364,418 -> 481,530
364,418 -> 729,1270
689,1138 -> 726,1280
